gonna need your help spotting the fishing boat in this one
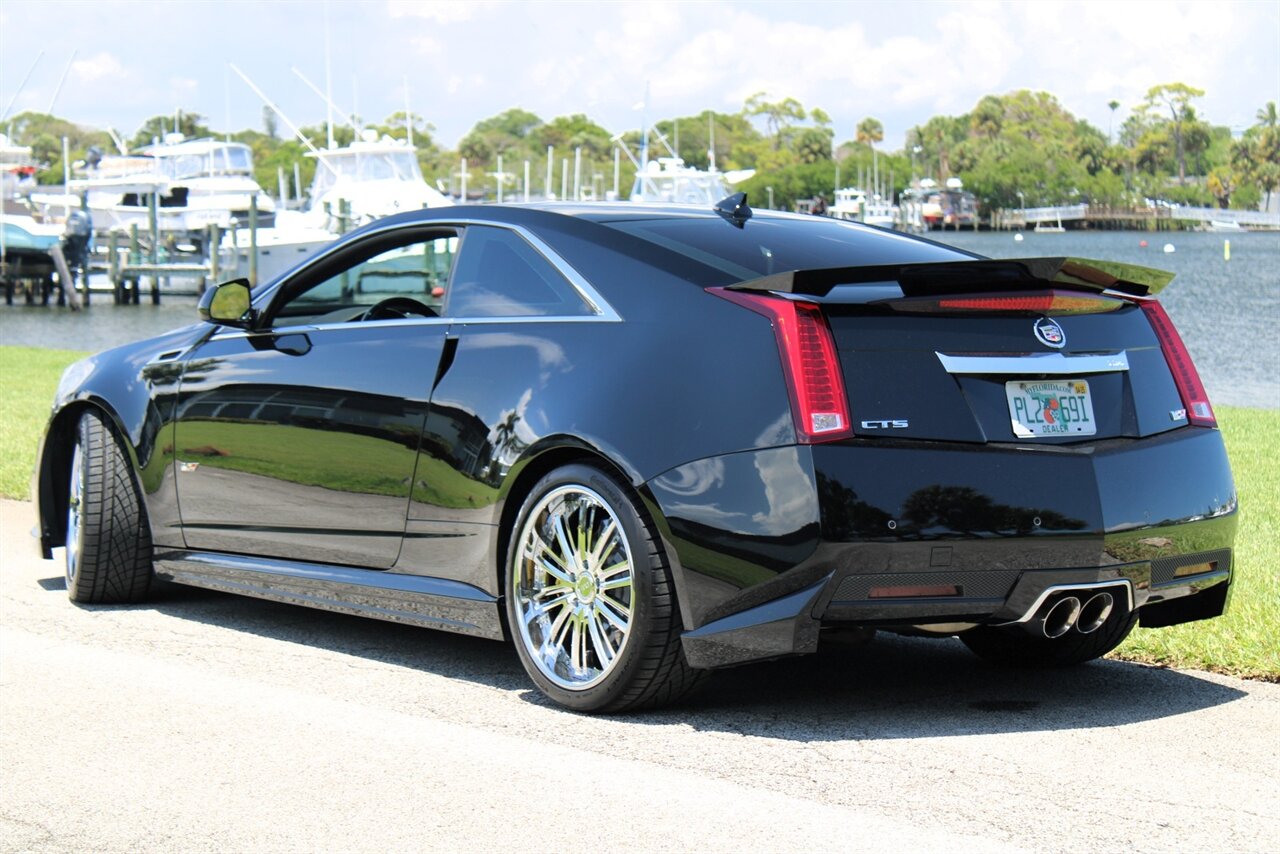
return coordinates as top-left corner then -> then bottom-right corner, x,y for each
0,134 -> 38,196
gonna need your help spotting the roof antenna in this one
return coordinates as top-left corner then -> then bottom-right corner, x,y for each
715,192 -> 752,228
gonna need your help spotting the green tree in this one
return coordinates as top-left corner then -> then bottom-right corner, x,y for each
130,111 -> 213,149
794,127 -> 833,163
1138,82 -> 1205,184
1234,102 -> 1280,210
5,111 -> 114,183
909,114 -> 966,180
745,92 -> 806,150
650,110 -> 759,171
855,117 -> 884,147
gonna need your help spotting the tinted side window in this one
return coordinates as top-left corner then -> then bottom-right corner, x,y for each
270,232 -> 457,326
446,226 -> 592,318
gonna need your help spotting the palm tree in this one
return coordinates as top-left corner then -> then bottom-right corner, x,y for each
856,118 -> 885,193
1108,100 -> 1120,145
1257,101 -> 1278,128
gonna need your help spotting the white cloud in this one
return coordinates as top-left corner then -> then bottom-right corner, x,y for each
1,0 -> 1273,149
386,0 -> 493,23
70,51 -> 126,83
170,77 -> 199,99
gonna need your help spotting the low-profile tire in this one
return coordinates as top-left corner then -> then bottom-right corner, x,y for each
960,608 -> 1139,668
504,463 -> 704,713
64,409 -> 154,604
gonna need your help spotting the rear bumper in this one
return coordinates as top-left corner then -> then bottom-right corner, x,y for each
679,550 -> 1232,669
644,426 -> 1237,669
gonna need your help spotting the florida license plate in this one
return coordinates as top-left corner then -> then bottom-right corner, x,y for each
1006,379 -> 1096,438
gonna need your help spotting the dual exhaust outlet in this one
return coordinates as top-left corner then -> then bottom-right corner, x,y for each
1028,590 -> 1116,639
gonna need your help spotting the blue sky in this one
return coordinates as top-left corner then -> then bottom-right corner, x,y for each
2,0 -> 1277,149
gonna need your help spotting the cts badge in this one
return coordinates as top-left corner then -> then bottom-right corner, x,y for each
1034,317 -> 1066,349
861,419 -> 909,429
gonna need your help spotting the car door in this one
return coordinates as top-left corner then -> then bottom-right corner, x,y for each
398,222 -> 613,590
173,226 -> 458,568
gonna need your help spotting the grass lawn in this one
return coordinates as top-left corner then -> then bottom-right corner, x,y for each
1113,407 -> 1280,681
1,344 -> 1276,679
0,346 -> 87,498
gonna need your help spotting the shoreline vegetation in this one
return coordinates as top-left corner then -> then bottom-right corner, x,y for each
7,87 -> 1278,217
0,345 -> 1275,681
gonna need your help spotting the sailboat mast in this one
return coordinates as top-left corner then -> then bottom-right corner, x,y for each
323,1 -> 335,149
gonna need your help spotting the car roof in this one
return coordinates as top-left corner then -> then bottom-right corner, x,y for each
499,200 -> 830,225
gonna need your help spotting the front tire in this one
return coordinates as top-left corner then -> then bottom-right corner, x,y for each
505,464 -> 703,712
65,409 -> 154,604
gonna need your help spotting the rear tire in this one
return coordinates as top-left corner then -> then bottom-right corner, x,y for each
960,609 -> 1138,668
505,463 -> 704,713
65,410 -> 154,604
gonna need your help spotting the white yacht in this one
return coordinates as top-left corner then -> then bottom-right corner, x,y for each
831,187 -> 898,228
305,135 -> 452,225
629,156 -> 754,206
223,133 -> 452,285
60,134 -> 275,237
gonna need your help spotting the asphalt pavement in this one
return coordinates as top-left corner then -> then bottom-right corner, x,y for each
2,498 -> 1277,853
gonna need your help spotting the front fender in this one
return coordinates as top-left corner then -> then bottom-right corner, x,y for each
33,325 -> 206,557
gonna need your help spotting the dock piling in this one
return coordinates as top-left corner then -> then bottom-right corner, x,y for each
249,196 -> 259,288
208,224 -> 220,290
148,191 -> 159,304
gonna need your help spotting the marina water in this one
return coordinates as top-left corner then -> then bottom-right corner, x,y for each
1,229 -> 1276,409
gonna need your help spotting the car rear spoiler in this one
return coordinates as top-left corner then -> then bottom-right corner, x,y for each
724,256 -> 1175,299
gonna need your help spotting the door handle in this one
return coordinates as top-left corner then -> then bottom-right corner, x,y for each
273,333 -> 311,356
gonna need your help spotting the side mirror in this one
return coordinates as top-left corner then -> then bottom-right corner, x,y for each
198,279 -> 255,328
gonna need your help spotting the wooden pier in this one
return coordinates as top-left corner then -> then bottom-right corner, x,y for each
992,204 -> 1280,231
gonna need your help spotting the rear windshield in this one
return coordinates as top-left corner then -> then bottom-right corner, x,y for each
605,216 -> 973,281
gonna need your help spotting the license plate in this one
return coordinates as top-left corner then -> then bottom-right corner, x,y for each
1006,379 -> 1096,438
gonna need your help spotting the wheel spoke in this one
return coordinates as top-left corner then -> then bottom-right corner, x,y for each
600,571 -> 631,592
528,533 -> 573,585
534,582 -> 572,600
589,520 -> 616,566
595,596 -> 630,632
588,612 -> 616,667
529,589 -> 572,614
597,559 -> 630,580
547,605 -> 573,651
553,513 -> 581,574
570,618 -> 585,673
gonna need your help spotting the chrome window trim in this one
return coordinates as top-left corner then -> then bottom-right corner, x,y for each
246,217 -> 621,326
935,351 -> 1130,376
211,312 -> 619,341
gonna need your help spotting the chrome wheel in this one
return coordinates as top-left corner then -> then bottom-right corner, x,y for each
65,441 -> 84,584
512,484 -> 634,691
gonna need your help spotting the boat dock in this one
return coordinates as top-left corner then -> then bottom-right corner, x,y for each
993,204 -> 1280,231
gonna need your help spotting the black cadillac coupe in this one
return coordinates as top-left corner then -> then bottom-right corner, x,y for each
33,198 -> 1237,712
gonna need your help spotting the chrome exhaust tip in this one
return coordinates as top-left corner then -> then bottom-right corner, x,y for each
1041,596 -> 1082,639
1076,591 -> 1115,635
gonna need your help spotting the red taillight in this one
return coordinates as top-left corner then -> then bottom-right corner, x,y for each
709,288 -> 853,443
1139,299 -> 1216,427
890,290 -> 1123,315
